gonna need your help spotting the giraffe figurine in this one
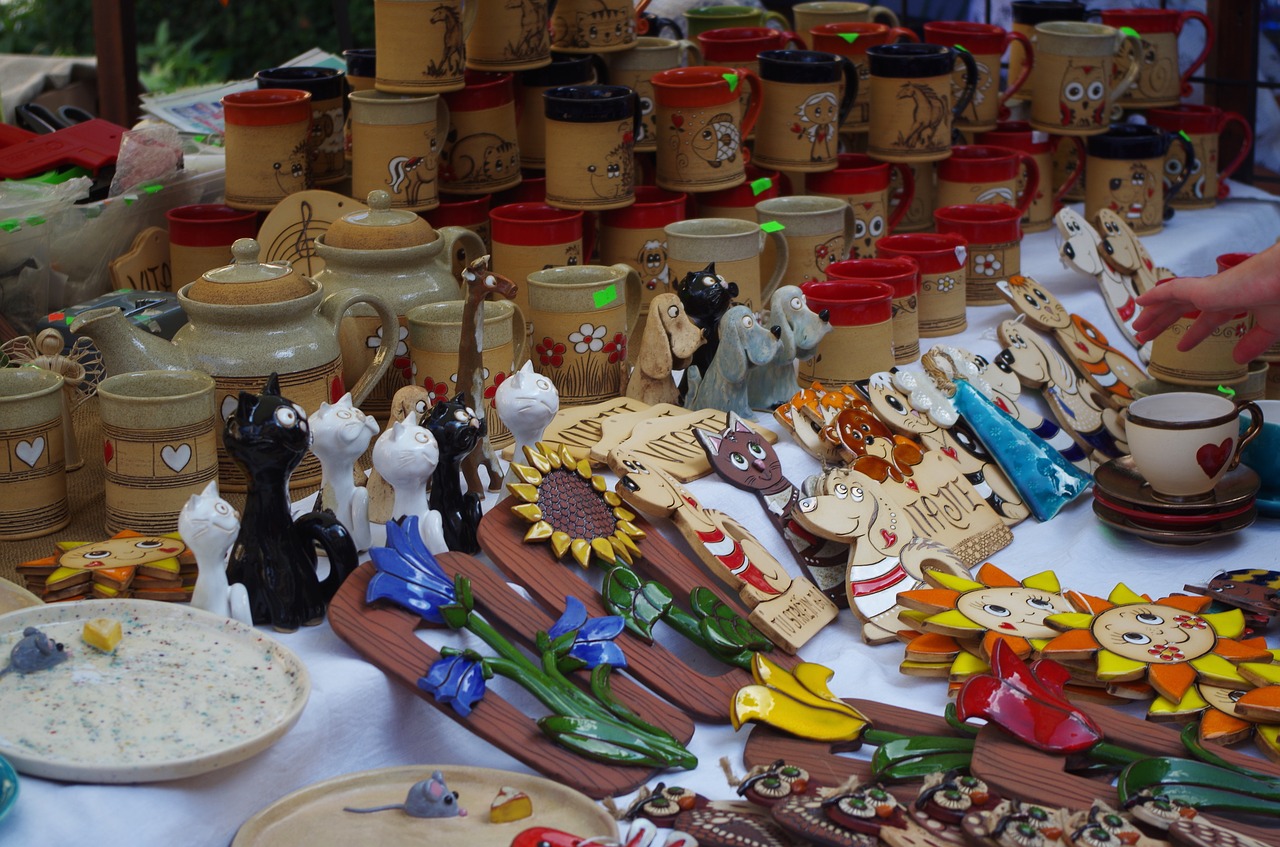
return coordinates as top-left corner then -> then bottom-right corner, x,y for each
457,254 -> 520,496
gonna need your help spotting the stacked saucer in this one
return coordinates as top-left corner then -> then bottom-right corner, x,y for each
1093,455 -> 1260,545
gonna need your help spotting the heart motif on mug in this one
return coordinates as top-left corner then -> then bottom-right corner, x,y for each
1196,438 -> 1233,479
880,528 -> 898,547
103,439 -> 114,464
161,444 -> 192,473
220,395 -> 238,421
330,376 -> 344,403
672,113 -> 684,128
15,437 -> 44,468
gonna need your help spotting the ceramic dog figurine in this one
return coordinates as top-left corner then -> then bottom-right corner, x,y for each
1055,208 -> 1152,363
627,293 -> 705,406
675,262 -> 738,400
747,285 -> 831,411
685,305 -> 781,420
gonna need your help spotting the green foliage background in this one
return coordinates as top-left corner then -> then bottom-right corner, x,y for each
0,0 -> 376,92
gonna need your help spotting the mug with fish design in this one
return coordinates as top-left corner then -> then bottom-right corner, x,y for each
651,65 -> 762,193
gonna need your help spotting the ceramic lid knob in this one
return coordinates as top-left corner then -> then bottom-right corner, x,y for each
322,190 -> 437,250
187,238 -> 314,305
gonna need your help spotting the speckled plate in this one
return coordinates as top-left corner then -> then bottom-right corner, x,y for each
232,765 -> 617,847
0,580 -> 42,616
0,755 -> 16,823
0,600 -> 309,783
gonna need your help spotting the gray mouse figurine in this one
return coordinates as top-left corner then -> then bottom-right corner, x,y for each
0,626 -> 68,678
344,770 -> 466,818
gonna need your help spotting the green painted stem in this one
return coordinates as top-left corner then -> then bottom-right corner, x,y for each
863,728 -> 910,746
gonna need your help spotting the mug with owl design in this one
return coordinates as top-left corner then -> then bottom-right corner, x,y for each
808,22 -> 918,134
543,84 -> 640,211
921,21 -> 1034,133
516,55 -> 597,168
976,120 -> 1083,231
601,37 -> 698,153
825,257 -> 919,363
349,89 -> 450,212
375,0 -> 478,94
805,152 -> 915,259
1146,105 -> 1253,210
221,89 -> 313,211
490,203 -> 594,321
440,71 -> 522,194
552,0 -> 644,52
935,144 -> 1040,217
1084,123 -> 1195,236
0,367 -> 68,540
651,65 -> 762,193
755,195 -> 854,287
865,43 -> 978,163
1099,8 -> 1213,109
255,66 -> 347,185
1008,0 -> 1088,104
752,49 -> 858,173
1027,21 -> 1140,137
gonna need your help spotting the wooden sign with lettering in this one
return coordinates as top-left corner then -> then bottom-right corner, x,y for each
882,451 -> 1012,567
512,396 -> 652,461
613,408 -> 779,482
588,403 -> 686,465
109,226 -> 172,292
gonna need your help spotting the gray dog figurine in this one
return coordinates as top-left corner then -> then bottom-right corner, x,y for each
747,285 -> 831,410
685,304 -> 781,420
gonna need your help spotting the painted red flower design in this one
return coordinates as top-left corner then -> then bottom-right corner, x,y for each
537,337 -> 566,368
423,378 -> 449,406
1174,614 -> 1208,630
603,332 -> 627,364
483,371 -> 508,404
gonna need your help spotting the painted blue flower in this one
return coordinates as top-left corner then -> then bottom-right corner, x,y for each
367,516 -> 456,623
419,654 -> 487,716
548,596 -> 628,669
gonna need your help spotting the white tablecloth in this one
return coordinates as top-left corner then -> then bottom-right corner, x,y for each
8,184 -> 1280,847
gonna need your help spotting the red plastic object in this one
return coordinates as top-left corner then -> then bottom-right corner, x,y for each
0,118 -> 125,179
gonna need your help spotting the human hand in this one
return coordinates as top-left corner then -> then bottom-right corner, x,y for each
1134,274 -> 1280,364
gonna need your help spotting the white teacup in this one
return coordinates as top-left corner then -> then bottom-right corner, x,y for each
1124,392 -> 1262,499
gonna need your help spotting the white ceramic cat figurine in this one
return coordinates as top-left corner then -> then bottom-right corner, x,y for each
494,360 -> 559,486
310,393 -> 379,551
372,418 -> 448,554
179,480 -> 252,626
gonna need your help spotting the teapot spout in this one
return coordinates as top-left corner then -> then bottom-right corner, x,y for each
70,307 -> 192,375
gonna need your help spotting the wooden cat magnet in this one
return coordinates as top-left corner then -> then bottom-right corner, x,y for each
613,409 -> 779,483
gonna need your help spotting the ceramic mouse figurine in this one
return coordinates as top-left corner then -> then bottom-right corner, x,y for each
370,418 -> 449,554
344,770 -> 466,817
425,393 -> 485,553
180,479 -> 252,626
1,626 -> 67,677
494,361 -> 559,488
310,393 -> 380,551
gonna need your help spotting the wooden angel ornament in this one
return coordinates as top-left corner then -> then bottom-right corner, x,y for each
685,305 -> 781,420
627,292 -> 705,406
2,327 -> 105,472
457,254 -> 519,495
747,285 -> 831,411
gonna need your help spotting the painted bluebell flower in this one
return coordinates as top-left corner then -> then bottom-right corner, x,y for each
367,516 -> 457,623
548,596 -> 628,669
419,653 -> 487,716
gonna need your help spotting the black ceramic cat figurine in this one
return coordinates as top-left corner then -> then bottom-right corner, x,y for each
675,262 -> 738,401
224,374 -> 358,632
425,393 -> 484,554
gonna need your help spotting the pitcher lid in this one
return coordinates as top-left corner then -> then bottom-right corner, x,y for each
187,238 -> 314,304
324,190 -> 437,250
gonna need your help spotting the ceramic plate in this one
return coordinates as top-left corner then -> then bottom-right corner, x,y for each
0,755 -> 16,823
0,580 -> 42,616
1094,455 -> 1260,511
233,765 -> 618,847
1092,490 -> 1255,527
1093,499 -> 1257,546
0,600 -> 309,783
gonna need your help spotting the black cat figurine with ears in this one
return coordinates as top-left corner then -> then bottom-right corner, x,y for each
223,374 -> 358,632
425,393 -> 485,554
675,262 -> 738,400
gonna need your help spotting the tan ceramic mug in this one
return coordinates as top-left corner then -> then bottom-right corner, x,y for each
440,71 -> 522,195
876,233 -> 968,337
0,367 -> 68,541
375,0 -> 478,94
466,0 -> 551,72
890,160 -> 936,232
490,203 -> 592,321
755,195 -> 854,286
922,21 -> 1034,133
1146,277 -> 1251,388
221,89 -> 312,211
806,152 -> 915,259
1099,8 -> 1213,109
1008,1 -> 1088,104
1123,392 -> 1261,499
1027,21 -> 1140,136
792,1 -> 899,33
349,89 -> 449,212
807,22 -> 920,135
408,299 -> 529,443
651,65 -> 762,193
601,36 -> 699,153
543,84 -> 640,211
527,264 -> 642,405
97,370 -> 219,535
1084,123 -> 1195,236
516,55 -> 598,169
552,0 -> 641,52
1147,105 -> 1253,210
797,280 -> 895,384
752,49 -> 857,173
255,66 -> 348,186
865,43 -> 978,163
665,217 -> 788,313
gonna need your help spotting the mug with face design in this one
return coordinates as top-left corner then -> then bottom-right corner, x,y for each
752,50 -> 857,173
1146,105 -> 1253,210
1099,8 -> 1213,109
933,204 -> 1023,307
466,0 -> 552,72
601,186 -> 687,300
792,1 -> 899,33
256,66 -> 347,186
805,152 -> 914,259
797,280 -> 896,384
921,21 -> 1034,133
0,367 -> 68,540
1085,123 -> 1195,236
349,89 -> 450,212
440,71 -> 522,194
665,217 -> 787,313
976,120 -> 1083,231
695,26 -> 800,139
693,164 -> 789,221
651,65 -> 762,193
865,43 -> 978,163
808,22 -> 918,134
1146,276 -> 1251,388
755,195 -> 854,286
936,145 -> 1040,217
1028,21 -> 1140,137
683,4 -> 790,39
221,89 -> 313,211
516,55 -> 597,168
491,203 -> 593,320
543,85 -> 640,211
375,0 -> 478,94
1123,392 -> 1261,499
876,232 -> 967,337
602,37 -> 698,153
1008,1 -> 1087,104
825,257 -> 919,363
552,0 -> 641,52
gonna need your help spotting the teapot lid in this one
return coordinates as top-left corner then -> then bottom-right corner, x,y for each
323,190 -> 436,250
187,238 -> 314,304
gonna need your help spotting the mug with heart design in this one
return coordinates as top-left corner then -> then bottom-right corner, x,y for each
651,65 -> 762,193
1123,391 -> 1262,499
807,22 -> 919,134
1099,8 -> 1213,109
865,43 -> 978,163
0,367 -> 68,540
1146,105 -> 1253,210
602,37 -> 699,152
805,152 -> 915,259
976,121 -> 1083,231
1027,21 -> 1140,137
752,49 -> 857,173
97,370 -> 219,535
935,144 -> 1041,216
1084,123 -> 1195,236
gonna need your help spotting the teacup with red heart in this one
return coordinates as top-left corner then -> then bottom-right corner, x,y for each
1123,391 -> 1262,500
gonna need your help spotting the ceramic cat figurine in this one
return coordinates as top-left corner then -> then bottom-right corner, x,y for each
368,385 -> 432,525
223,374 -> 359,632
371,418 -> 449,555
494,360 -> 559,487
179,479 -> 252,626
310,393 -> 379,551
426,393 -> 485,554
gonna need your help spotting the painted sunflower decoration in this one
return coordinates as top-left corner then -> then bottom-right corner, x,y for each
1148,675 -> 1280,761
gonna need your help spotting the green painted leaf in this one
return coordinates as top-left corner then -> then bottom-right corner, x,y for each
872,736 -> 974,781
602,566 -> 671,641
1118,756 -> 1280,810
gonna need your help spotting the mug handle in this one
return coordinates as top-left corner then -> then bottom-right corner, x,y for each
1161,130 -> 1198,219
610,263 -> 645,339
1049,135 -> 1085,211
734,66 -> 764,142
1231,400 -> 1264,472
678,39 -> 702,67
868,5 -> 899,27
509,302 -> 530,368
890,26 -> 920,44
437,100 -> 452,160
1108,28 -> 1143,109
1177,10 -> 1214,96
319,287 -> 399,406
949,46 -> 979,122
779,30 -> 807,50
761,9 -> 790,30
1000,31 -> 1034,105
886,162 -> 915,234
1011,150 -> 1040,217
839,202 -> 855,264
1216,111 -> 1254,189
460,0 -> 479,40
439,226 -> 487,284
835,56 -> 858,127
760,226 -> 789,304
642,13 -> 683,39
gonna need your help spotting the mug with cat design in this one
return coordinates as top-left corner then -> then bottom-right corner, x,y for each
543,85 -> 640,211
256,66 -> 347,185
1099,8 -> 1213,109
808,22 -> 919,134
375,0 -> 478,94
221,89 -> 313,211
865,43 -> 978,163
1084,123 -> 1195,236
552,0 -> 642,52
752,49 -> 857,173
806,153 -> 915,259
465,0 -> 552,72
600,186 -> 687,301
602,37 -> 698,153
755,195 -> 854,287
921,21 -> 1034,133
349,89 -> 450,212
0,367 -> 67,541
440,71 -> 522,195
1146,105 -> 1253,210
1027,21 -> 1140,137
651,65 -> 762,193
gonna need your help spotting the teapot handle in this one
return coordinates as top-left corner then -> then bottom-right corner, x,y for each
320,288 -> 399,406
439,226 -> 488,282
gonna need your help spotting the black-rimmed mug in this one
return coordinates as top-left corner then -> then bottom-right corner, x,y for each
1084,123 -> 1195,235
865,43 -> 977,163
543,85 -> 641,211
753,49 -> 858,173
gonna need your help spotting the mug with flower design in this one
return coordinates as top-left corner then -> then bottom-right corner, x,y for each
876,232 -> 967,337
408,299 -> 528,445
527,264 -> 642,405
933,204 -> 1022,307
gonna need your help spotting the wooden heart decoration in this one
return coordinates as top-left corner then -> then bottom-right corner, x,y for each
1196,438 -> 1232,479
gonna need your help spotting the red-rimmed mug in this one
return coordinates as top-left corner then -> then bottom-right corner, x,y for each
166,205 -> 259,291
922,21 -> 1034,132
221,89 -> 313,211
825,256 -> 919,363
440,70 -> 521,195
1216,252 -> 1277,361
936,144 -> 1040,217
1146,105 -> 1253,209
806,152 -> 915,259
808,22 -> 918,134
426,193 -> 491,276
876,232 -> 967,337
490,203 -> 594,320
933,203 -> 1023,307
651,65 -> 763,193
976,120 -> 1082,231
798,279 -> 896,383
1145,277 -> 1250,388
600,185 -> 689,298
1099,8 -> 1213,108
696,25 -> 805,61
693,163 -> 791,221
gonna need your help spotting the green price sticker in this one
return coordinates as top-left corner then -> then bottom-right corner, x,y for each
750,177 -> 773,196
760,221 -> 785,233
953,43 -> 970,53
1217,385 -> 1237,398
593,284 -> 619,309
722,73 -> 739,93
1179,130 -> 1192,143
1120,26 -> 1141,39
839,32 -> 859,44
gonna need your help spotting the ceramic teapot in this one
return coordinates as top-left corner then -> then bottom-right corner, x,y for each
70,238 -> 397,492
311,190 -> 487,421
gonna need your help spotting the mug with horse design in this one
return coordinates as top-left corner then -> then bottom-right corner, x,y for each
543,84 -> 640,211
1146,105 -> 1253,210
0,367 -> 68,541
865,43 -> 978,163
221,89 -> 313,212
805,152 -> 915,259
976,120 -> 1083,231
651,65 -> 762,193
466,0 -> 552,72
375,0 -> 478,94
349,89 -> 449,212
808,22 -> 918,134
1084,123 -> 1195,236
755,195 -> 855,286
935,144 -> 1040,217
440,71 -> 522,195
665,217 -> 788,313
921,21 -> 1034,133
752,49 -> 857,173
1099,7 -> 1213,109
1027,21 -> 1140,137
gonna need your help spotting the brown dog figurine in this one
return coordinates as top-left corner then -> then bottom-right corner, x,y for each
627,292 -> 705,406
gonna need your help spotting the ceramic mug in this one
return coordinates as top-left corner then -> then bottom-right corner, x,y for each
440,71 -> 522,195
602,37 -> 698,153
1123,392 -> 1261,499
694,27 -> 799,138
97,370 -> 218,535
889,160 -> 936,232
1239,400 -> 1280,494
922,21 -> 1034,133
466,0 -> 551,72
693,164 -> 788,221
1146,276 -> 1251,388
343,48 -> 377,163
527,264 -> 642,405
665,217 -> 788,312
1146,105 -> 1253,210
516,55 -> 598,168
375,0 -> 478,94
752,49 -> 857,173
825,257 -> 919,363
976,120 -> 1084,231
876,232 -> 967,337
683,5 -> 790,39
1027,21 -> 1140,137
933,203 -> 1023,307
427,193 -> 492,276
935,144 -> 1040,216
552,0 -> 642,52
0,367 -> 68,541
491,203 -> 592,319
1084,123 -> 1195,236
256,66 -> 347,186
1009,0 -> 1088,104
1099,8 -> 1213,109
651,65 -> 762,193
797,280 -> 895,384
1052,128 -> 1087,201
792,1 -> 899,33
543,85 -> 640,211
807,22 -> 918,134
166,205 -> 259,291
755,195 -> 854,286
408,299 -> 529,444
865,43 -> 978,163
600,185 -> 688,298
806,153 -> 914,260
349,89 -> 450,212
221,89 -> 312,211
